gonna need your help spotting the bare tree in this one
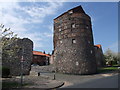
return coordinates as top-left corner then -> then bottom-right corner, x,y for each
0,24 -> 18,49
0,24 -> 18,65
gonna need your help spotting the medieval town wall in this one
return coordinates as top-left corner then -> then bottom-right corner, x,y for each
94,45 -> 105,67
2,38 -> 33,76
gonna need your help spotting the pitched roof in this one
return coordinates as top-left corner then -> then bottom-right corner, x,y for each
94,44 -> 101,48
33,51 -> 50,57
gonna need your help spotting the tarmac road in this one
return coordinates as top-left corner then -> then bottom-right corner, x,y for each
65,74 -> 119,88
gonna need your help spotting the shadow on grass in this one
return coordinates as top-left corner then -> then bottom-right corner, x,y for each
2,81 -> 33,89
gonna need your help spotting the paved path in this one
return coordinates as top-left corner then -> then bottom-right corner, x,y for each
2,75 -> 64,89
35,71 -> 118,88
2,66 -> 118,89
65,74 -> 118,88
30,65 -> 119,88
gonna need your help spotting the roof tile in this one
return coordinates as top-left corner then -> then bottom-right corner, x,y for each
33,51 -> 50,57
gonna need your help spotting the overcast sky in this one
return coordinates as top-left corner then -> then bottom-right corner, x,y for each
0,2 -> 118,54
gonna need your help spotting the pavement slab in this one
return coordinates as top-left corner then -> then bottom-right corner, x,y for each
2,75 -> 64,89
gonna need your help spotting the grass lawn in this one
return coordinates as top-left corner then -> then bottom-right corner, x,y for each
97,66 -> 119,73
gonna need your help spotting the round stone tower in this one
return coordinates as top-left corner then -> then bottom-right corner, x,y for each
53,6 -> 97,75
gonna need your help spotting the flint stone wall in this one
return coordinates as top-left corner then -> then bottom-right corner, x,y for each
2,38 -> 33,76
94,46 -> 105,67
53,6 -> 97,75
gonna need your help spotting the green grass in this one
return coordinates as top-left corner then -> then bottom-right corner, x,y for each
97,66 -> 118,73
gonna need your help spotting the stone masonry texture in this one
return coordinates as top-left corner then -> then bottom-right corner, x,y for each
2,38 -> 33,76
53,6 -> 97,75
94,45 -> 105,67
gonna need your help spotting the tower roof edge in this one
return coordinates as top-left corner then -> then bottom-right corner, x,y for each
69,5 -> 85,14
54,5 -> 86,20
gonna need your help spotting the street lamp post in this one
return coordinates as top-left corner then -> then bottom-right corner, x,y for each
20,56 -> 24,87
20,47 -> 24,87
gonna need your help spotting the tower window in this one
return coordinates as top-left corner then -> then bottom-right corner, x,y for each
72,39 -> 76,43
69,10 -> 73,14
72,24 -> 76,28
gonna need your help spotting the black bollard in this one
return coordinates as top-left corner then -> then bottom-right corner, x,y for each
38,72 -> 40,76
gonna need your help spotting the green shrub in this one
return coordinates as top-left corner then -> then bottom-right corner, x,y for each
2,66 -> 10,78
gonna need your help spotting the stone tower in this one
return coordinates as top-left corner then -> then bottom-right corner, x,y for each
53,6 -> 97,75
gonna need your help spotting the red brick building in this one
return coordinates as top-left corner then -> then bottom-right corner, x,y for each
32,51 -> 50,66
